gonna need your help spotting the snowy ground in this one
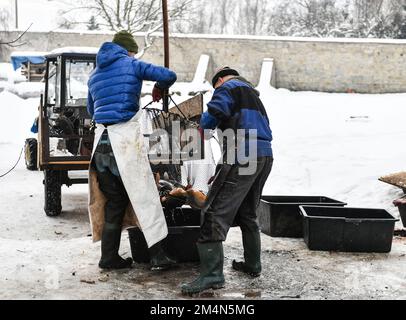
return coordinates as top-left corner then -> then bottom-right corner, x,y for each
0,84 -> 405,300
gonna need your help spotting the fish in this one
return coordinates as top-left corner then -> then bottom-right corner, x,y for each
185,188 -> 207,209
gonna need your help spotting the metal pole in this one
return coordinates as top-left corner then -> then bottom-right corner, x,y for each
162,0 -> 169,112
15,0 -> 18,29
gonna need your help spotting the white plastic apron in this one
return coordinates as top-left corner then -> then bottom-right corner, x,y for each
88,111 -> 168,248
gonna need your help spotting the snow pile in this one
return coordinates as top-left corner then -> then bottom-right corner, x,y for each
7,82 -> 45,99
0,63 -> 14,81
0,63 -> 26,84
0,91 -> 39,145
0,63 -> 44,99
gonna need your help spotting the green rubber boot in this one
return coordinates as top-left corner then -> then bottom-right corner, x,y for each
99,222 -> 133,270
232,231 -> 261,277
149,241 -> 177,271
181,242 -> 225,296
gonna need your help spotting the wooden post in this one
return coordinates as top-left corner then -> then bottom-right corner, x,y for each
27,62 -> 31,82
162,0 -> 169,112
15,0 -> 18,29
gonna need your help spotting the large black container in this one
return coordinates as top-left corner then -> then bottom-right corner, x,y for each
399,205 -> 406,228
128,207 -> 201,263
395,197 -> 406,228
300,206 -> 399,253
259,196 -> 347,238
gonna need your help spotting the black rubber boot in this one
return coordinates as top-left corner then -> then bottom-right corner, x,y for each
232,231 -> 261,277
99,222 -> 133,270
149,241 -> 177,271
181,242 -> 225,296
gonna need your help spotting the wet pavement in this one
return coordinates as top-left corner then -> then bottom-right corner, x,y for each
0,169 -> 406,300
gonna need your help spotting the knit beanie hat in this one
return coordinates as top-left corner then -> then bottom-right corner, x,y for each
211,66 -> 240,87
112,30 -> 139,53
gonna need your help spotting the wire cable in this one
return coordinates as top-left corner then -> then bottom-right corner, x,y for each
0,147 -> 24,178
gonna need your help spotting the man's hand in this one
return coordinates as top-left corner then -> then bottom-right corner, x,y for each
152,85 -> 163,102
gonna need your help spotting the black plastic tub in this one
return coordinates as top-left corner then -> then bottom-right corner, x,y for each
128,207 -> 201,263
400,205 -> 406,228
394,197 -> 406,228
259,196 -> 347,238
300,206 -> 399,253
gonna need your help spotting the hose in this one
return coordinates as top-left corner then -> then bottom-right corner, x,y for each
0,147 -> 24,179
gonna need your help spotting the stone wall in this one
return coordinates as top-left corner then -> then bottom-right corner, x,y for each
1,31 -> 406,93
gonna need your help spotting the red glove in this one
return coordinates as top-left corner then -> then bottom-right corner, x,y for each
152,85 -> 163,102
198,127 -> 204,139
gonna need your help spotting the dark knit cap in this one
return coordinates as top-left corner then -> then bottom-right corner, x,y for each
112,30 -> 139,53
211,66 -> 240,87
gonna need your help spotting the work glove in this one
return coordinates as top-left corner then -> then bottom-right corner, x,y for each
198,126 -> 204,139
152,84 -> 163,102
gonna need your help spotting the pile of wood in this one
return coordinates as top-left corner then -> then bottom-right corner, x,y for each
21,62 -> 46,82
379,172 -> 406,193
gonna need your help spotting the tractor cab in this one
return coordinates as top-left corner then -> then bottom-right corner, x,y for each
36,47 -> 98,216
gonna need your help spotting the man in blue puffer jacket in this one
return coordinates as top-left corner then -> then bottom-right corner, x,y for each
87,31 -> 177,270
182,67 -> 273,295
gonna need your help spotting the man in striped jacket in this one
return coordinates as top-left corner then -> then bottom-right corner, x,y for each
182,67 -> 274,295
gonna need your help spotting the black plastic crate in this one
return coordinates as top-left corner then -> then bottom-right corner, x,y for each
259,196 -> 347,238
128,207 -> 201,263
300,206 -> 399,253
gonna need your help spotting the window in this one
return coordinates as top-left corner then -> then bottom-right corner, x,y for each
46,61 -> 57,105
65,60 -> 94,107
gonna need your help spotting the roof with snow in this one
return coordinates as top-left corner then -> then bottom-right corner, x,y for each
10,51 -> 49,57
46,47 -> 99,58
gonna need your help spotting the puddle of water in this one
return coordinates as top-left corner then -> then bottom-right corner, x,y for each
221,292 -> 246,299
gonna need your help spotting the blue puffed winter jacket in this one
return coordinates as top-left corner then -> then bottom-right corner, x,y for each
87,42 -> 177,124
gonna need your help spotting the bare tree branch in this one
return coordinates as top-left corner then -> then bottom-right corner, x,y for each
0,23 -> 32,46
59,0 -> 192,57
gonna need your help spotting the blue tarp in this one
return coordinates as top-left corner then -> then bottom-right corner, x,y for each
11,55 -> 46,71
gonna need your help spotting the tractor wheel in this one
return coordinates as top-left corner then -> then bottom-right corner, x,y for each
44,170 -> 62,217
24,138 -> 38,171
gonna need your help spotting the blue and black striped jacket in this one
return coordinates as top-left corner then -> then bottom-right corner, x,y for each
200,77 -> 273,159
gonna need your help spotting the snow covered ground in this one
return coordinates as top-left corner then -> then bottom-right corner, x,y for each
261,88 -> 406,223
0,83 -> 405,299
2,82 -> 405,216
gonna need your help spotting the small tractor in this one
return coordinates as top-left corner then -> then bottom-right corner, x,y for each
25,48 -> 98,216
